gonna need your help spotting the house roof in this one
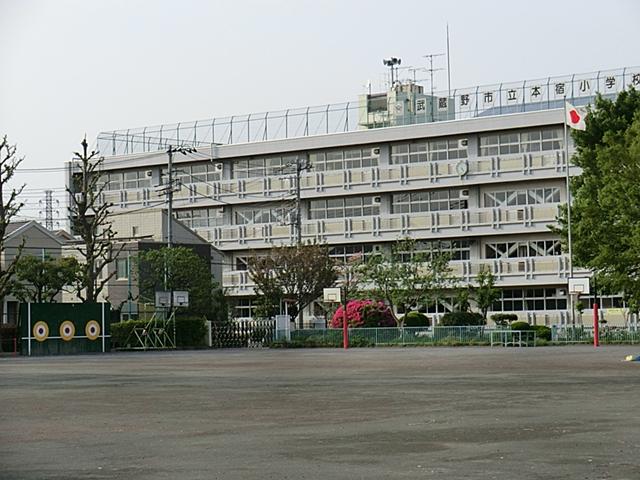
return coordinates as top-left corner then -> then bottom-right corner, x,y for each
6,221 -> 68,246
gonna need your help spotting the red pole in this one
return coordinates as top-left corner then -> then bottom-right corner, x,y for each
342,300 -> 349,350
593,303 -> 599,347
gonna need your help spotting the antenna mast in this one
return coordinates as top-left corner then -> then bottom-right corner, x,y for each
422,53 -> 445,121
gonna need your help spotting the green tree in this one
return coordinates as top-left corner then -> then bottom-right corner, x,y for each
248,243 -> 337,327
557,88 -> 640,304
472,267 -> 500,321
358,238 -> 455,326
12,256 -> 80,303
138,246 -> 226,319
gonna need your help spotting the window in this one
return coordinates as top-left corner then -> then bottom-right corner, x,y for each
479,127 -> 563,156
329,244 -> 379,263
390,138 -> 467,164
396,239 -> 471,263
233,156 -> 297,179
171,163 -> 222,186
132,226 -> 139,237
234,206 -> 288,225
484,187 -> 560,207
116,258 -> 129,280
392,189 -> 467,214
310,148 -> 379,171
175,207 -> 225,228
234,299 -> 256,319
492,288 -> 567,312
485,240 -> 562,259
309,196 -> 380,220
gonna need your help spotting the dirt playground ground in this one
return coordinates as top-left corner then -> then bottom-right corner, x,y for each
1,346 -> 639,479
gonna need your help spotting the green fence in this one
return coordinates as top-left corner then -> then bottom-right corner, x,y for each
20,303 -> 111,356
289,326 -> 640,346
553,326 -> 640,344
291,327 -> 495,346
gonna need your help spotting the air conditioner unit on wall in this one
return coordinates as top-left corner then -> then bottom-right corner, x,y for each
373,196 -> 382,203
145,170 -> 153,178
213,163 -> 223,173
459,189 -> 470,199
372,147 -> 381,156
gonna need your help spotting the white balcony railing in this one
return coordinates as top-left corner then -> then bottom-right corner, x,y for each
222,255 -> 571,294
102,151 -> 566,210
196,203 -> 560,250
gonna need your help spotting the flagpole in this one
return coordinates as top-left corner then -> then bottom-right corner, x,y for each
563,97 -> 574,325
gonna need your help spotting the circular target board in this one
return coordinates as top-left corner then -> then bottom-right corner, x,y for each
85,320 -> 101,341
59,321 -> 75,342
33,321 -> 49,342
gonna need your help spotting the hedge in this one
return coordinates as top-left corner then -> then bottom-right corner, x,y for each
402,311 -> 430,327
510,321 -> 532,331
440,311 -> 485,326
111,317 -> 206,348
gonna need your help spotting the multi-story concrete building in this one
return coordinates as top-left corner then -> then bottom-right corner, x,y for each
75,66 -> 640,326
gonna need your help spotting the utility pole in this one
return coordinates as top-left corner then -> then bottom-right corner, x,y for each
167,147 -> 174,249
295,157 -> 303,245
164,145 -> 196,248
293,156 -> 311,328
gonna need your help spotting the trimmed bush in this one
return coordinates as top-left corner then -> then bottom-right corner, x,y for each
439,311 -> 485,326
490,313 -> 518,326
330,300 -> 395,328
175,316 -> 207,347
402,311 -> 430,327
532,325 -> 552,341
510,321 -> 532,331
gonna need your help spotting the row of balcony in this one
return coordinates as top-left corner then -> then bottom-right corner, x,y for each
193,204 -> 559,250
101,151 -> 567,209
222,255 -> 572,294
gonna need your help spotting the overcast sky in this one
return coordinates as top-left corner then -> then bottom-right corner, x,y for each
1,0 -> 638,224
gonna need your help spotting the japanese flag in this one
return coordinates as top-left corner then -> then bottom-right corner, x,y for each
565,102 -> 587,131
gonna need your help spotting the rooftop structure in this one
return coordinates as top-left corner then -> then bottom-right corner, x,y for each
97,66 -> 639,157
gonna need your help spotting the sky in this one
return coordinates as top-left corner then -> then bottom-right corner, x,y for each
0,0 -> 639,225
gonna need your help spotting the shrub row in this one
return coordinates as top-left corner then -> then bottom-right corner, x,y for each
440,311 -> 485,326
111,317 -> 206,348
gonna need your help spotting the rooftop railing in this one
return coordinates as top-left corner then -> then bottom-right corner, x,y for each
97,66 -> 639,156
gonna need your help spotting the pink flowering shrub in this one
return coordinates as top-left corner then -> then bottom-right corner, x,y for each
330,300 -> 396,328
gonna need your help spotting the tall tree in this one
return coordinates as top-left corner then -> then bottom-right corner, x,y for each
67,138 -> 121,302
138,246 -> 226,320
472,267 -> 500,321
248,243 -> 337,327
12,255 -> 80,303
557,89 -> 640,305
358,238 -> 455,326
0,135 -> 25,321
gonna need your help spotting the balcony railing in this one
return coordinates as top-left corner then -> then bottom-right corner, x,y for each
199,203 -> 559,249
101,150 -> 567,210
222,255 -> 571,293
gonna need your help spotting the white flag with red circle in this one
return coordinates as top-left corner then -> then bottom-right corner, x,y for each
565,102 -> 587,131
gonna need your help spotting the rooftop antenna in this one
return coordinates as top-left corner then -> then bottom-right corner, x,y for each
446,23 -> 452,97
383,57 -> 402,87
423,52 -> 445,121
